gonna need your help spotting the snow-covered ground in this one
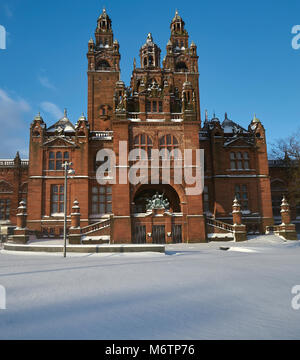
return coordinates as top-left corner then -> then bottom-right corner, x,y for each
0,235 -> 300,340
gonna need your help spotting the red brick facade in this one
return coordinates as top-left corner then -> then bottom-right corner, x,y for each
0,10 -> 276,242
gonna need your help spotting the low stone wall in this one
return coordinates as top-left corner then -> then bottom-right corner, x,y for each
3,243 -> 165,254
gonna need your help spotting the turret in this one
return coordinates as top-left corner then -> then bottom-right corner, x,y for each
139,33 -> 161,69
170,10 -> 189,50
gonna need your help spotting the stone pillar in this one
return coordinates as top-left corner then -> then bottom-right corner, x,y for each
281,196 -> 291,225
165,213 -> 172,245
232,197 -> 242,225
69,200 -> 82,245
110,214 -> 114,244
12,201 -> 29,244
277,196 -> 298,241
232,197 -> 247,242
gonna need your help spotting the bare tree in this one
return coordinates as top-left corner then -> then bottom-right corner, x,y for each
271,130 -> 300,206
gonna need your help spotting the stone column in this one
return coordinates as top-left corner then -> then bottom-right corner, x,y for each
12,201 -> 29,244
232,197 -> 247,242
69,200 -> 82,245
277,196 -> 298,240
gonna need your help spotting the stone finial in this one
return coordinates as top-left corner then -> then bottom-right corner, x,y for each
252,113 -> 261,124
78,113 -> 86,122
281,195 -> 289,208
233,196 -> 240,209
205,109 -> 208,122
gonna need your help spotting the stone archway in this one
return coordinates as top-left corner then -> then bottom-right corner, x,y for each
133,184 -> 181,214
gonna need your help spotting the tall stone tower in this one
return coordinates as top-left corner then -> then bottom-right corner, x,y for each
87,8 -> 121,131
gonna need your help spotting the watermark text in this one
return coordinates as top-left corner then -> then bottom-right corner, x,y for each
0,25 -> 6,50
292,25 -> 300,50
0,285 -> 6,310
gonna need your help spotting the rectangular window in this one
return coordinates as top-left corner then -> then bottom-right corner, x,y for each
51,185 -> 64,214
203,186 -> 210,213
230,152 -> 250,170
152,101 -> 157,113
235,185 -> 249,210
146,101 -> 151,113
159,101 -> 163,113
0,199 -> 10,220
91,186 -> 112,214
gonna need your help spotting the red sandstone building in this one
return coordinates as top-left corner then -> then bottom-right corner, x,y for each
0,10 -> 278,243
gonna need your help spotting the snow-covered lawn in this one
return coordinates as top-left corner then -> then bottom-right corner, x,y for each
0,235 -> 300,340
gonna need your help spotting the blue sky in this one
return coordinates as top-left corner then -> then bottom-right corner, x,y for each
0,0 -> 299,158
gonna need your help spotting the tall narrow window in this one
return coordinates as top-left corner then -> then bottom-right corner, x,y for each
49,152 -> 55,170
230,152 -> 236,170
146,101 -> 151,113
152,101 -> 157,113
0,199 -> 10,220
51,185 -> 64,214
159,101 -> 163,113
92,186 -> 112,214
243,152 -> 249,169
134,134 -> 153,159
235,185 -> 249,210
159,135 -> 180,159
203,186 -> 209,213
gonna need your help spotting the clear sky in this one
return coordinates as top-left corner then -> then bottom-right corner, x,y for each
0,0 -> 299,158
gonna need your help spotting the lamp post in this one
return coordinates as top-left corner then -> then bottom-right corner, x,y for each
62,161 -> 75,258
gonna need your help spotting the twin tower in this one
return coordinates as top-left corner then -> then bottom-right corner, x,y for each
86,9 -> 201,131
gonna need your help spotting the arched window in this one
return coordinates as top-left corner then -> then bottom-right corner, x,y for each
134,134 -> 153,159
97,59 -> 110,70
159,135 -> 180,159
175,62 -> 188,72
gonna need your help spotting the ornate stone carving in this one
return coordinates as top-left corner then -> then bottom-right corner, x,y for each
146,192 -> 170,211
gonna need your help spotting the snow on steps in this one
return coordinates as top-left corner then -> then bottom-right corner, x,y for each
80,219 -> 111,237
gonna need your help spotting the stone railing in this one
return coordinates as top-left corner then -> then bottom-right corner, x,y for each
0,159 -> 29,168
21,160 -> 29,167
80,219 -> 111,235
206,218 -> 234,233
128,113 -> 140,119
265,225 -> 281,234
90,131 -> 114,141
0,160 -> 15,167
171,113 -> 183,120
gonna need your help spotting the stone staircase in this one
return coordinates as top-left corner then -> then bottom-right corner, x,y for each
206,217 -> 235,242
78,217 -> 113,244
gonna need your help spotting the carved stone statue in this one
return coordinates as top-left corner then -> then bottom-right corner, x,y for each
146,192 -> 170,211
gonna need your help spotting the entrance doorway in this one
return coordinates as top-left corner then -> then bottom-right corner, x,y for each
134,225 -> 146,244
172,224 -> 182,243
152,225 -> 166,244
